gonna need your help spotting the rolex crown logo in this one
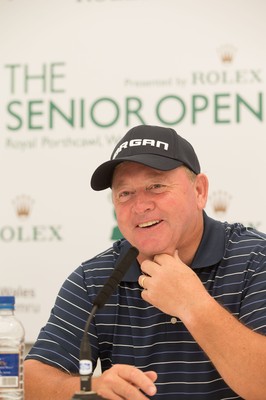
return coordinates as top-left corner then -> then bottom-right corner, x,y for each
217,44 -> 236,64
13,195 -> 34,218
210,191 -> 231,214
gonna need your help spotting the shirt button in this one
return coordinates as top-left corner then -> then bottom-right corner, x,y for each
170,317 -> 178,324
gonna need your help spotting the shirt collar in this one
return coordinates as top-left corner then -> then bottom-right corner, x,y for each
119,212 -> 226,282
190,211 -> 225,269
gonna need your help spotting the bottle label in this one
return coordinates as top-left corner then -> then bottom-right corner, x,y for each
0,353 -> 19,388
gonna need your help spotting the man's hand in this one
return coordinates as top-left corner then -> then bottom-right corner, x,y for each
92,364 -> 157,400
139,251 -> 208,320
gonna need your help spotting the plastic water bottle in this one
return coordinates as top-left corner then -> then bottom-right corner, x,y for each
0,296 -> 25,400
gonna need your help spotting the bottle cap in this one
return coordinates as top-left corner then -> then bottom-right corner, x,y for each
0,296 -> 15,309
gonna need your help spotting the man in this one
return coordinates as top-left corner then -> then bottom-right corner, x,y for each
24,125 -> 266,399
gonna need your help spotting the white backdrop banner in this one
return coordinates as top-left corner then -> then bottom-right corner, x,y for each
0,0 -> 266,342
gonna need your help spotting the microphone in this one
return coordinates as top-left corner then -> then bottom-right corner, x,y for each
71,246 -> 139,399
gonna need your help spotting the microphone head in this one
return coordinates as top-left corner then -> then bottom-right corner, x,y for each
93,246 -> 139,309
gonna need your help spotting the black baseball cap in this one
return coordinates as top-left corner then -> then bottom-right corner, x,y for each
90,125 -> 201,191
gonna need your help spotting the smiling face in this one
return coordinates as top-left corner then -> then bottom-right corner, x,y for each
112,162 -> 209,264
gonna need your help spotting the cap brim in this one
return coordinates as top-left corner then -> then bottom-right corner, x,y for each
90,154 -> 183,191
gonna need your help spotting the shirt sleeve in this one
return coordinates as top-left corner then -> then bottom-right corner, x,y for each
25,264 -> 100,373
239,244 -> 266,334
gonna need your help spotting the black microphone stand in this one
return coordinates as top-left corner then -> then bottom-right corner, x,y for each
71,246 -> 139,400
72,392 -> 103,399
71,305 -> 105,400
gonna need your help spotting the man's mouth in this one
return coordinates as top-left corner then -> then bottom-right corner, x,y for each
137,220 -> 161,228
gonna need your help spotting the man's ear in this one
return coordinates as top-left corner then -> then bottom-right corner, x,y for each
195,173 -> 209,209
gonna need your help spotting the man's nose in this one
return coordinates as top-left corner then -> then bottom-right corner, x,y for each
132,191 -> 155,213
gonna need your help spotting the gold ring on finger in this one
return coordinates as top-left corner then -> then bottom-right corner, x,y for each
140,275 -> 146,289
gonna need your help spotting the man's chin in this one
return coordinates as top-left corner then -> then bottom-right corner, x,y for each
136,245 -> 170,262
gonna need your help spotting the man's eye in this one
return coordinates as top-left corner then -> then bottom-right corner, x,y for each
147,184 -> 167,192
119,191 -> 130,197
117,191 -> 133,202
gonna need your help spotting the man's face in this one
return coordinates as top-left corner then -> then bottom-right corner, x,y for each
112,162 -> 208,263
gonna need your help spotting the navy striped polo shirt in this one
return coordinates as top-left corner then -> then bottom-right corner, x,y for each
26,213 -> 266,399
